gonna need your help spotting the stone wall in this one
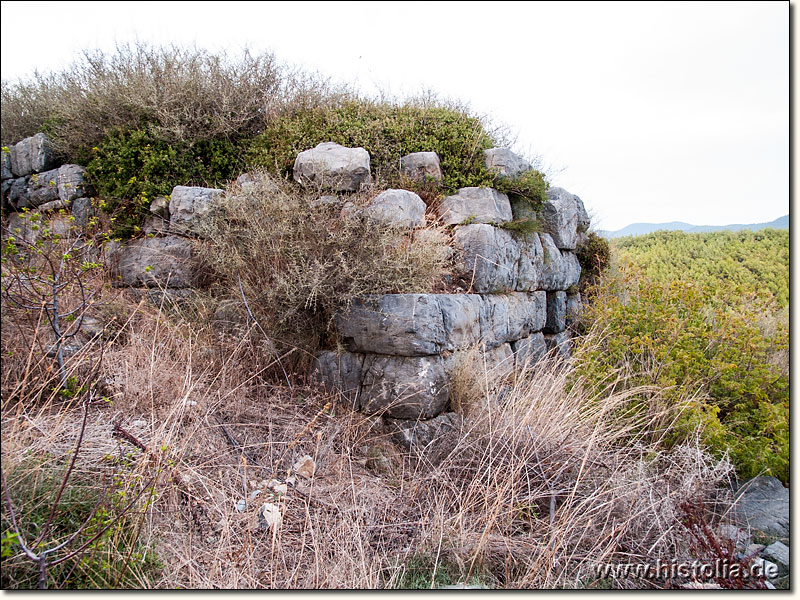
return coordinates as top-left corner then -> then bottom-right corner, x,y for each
2,136 -> 591,448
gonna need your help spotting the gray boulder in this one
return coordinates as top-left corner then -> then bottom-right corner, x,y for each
452,224 -> 520,293
516,232 -> 544,291
484,148 -> 532,177
57,164 -> 93,203
538,233 -> 581,291
540,187 -> 579,250
544,330 -> 572,360
575,195 -> 590,232
544,291 -> 567,334
362,189 -> 426,228
336,294 -> 446,356
731,476 -> 789,537
169,185 -> 224,235
293,142 -> 371,192
10,133 -> 58,176
760,542 -> 789,575
400,152 -> 443,181
311,350 -> 365,410
385,412 -> 462,449
512,332 -> 548,368
22,168 -> 60,208
113,235 -> 195,288
7,177 -> 28,208
1,147 -> 12,180
438,187 -> 512,225
566,292 -> 583,326
71,197 -> 94,228
360,354 -> 449,419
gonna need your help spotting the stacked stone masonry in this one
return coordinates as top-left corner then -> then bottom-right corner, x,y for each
3,136 -> 590,448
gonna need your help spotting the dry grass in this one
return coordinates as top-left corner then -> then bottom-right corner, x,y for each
1,42 -> 350,154
2,235 -> 736,589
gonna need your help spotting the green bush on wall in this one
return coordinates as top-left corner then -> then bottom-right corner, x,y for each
84,128 -> 243,236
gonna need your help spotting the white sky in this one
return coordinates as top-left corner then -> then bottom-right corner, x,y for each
0,1 -> 789,230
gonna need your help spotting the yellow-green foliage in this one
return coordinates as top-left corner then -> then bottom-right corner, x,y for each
573,264 -> 789,483
612,229 -> 789,307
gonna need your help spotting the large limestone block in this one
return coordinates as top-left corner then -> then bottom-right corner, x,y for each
566,292 -> 583,326
21,168 -> 60,208
517,232 -> 544,291
480,292 -> 546,348
293,142 -> 371,192
731,476 -> 789,538
540,187 -> 579,250
10,133 -> 58,176
169,185 -> 224,235
438,187 -> 512,225
538,233 -> 581,291
362,189 -> 426,228
360,354 -> 449,419
400,151 -> 442,181
453,224 -> 520,293
113,235 -> 195,288
544,291 -> 567,334
436,294 -> 484,351
512,332 -> 547,368
484,147 -> 532,177
57,164 -> 93,203
311,350 -> 365,410
336,294 -> 446,356
575,195 -> 590,232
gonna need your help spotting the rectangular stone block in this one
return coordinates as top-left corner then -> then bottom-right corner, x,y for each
544,291 -> 567,333
438,187 -> 512,225
453,224 -> 520,293
360,354 -> 449,419
512,332 -> 547,369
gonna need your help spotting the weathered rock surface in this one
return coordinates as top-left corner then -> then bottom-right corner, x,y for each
293,142 -> 371,192
7,177 -> 28,208
566,292 -> 583,326
481,292 -> 546,348
544,330 -> 572,360
540,187 -> 579,250
385,412 -> 462,449
436,294 -> 484,350
149,196 -> 170,218
1,148 -> 12,180
360,354 -> 449,419
544,291 -> 567,334
484,148 -> 532,177
538,233 -> 581,291
517,232 -> 544,291
113,235 -> 195,288
336,294 -> 446,356
438,187 -> 512,225
21,168 -> 60,208
10,133 -> 58,176
453,224 -> 519,292
311,350 -> 365,410
482,343 -> 515,381
575,195 -> 590,233
731,476 -> 789,537
57,164 -> 93,203
169,185 -> 224,235
362,189 -> 426,228
6,213 -> 39,246
400,152 -> 442,181
512,332 -> 547,368
761,542 -> 789,575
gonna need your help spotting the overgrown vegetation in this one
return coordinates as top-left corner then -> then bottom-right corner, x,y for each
573,231 -> 789,483
2,44 -> 547,236
201,172 -> 450,372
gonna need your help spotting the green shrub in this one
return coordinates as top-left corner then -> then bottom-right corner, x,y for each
200,172 -> 450,372
573,265 -> 789,483
84,128 -> 243,236
246,99 -> 546,200
576,231 -> 611,295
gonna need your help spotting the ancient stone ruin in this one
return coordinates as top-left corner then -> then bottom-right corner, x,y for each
2,136 -> 592,449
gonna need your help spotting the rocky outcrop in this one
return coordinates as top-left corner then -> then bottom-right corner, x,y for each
293,142 -> 371,192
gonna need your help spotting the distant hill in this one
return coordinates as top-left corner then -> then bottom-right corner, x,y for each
600,214 -> 789,238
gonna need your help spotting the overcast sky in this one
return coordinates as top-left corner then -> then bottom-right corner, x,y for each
0,1 -> 789,230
